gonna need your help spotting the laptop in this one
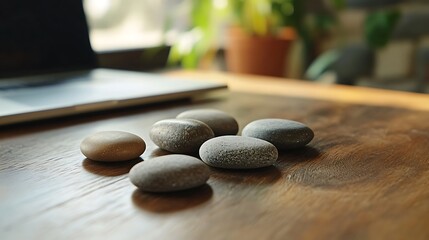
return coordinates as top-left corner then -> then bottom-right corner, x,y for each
0,1 -> 226,126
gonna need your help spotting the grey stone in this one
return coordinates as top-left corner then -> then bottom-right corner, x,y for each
80,131 -> 146,162
199,136 -> 278,169
177,109 -> 239,136
150,119 -> 214,154
242,118 -> 314,150
129,154 -> 210,192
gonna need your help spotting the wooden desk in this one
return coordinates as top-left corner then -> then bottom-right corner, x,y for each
1,71 -> 429,239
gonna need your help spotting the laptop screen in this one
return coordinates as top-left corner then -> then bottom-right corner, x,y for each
0,0 -> 97,78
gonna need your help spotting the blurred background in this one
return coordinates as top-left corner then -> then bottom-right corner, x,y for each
84,0 -> 429,93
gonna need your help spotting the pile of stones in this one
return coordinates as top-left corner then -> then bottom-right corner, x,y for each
80,109 -> 314,193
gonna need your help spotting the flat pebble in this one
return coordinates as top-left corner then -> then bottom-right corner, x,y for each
150,119 -> 214,153
129,154 -> 210,192
80,131 -> 146,162
199,136 -> 278,169
177,109 -> 239,136
242,118 -> 314,150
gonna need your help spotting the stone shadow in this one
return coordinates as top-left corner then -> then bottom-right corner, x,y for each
132,184 -> 213,213
82,158 -> 142,176
209,166 -> 282,185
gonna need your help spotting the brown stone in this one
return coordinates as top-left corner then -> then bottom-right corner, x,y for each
80,131 -> 146,162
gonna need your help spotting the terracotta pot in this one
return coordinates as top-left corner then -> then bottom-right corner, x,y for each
225,27 -> 295,77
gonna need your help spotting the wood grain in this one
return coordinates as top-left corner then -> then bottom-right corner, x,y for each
1,73 -> 429,240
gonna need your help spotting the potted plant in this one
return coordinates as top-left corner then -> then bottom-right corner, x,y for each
168,0 -> 298,77
224,0 -> 297,77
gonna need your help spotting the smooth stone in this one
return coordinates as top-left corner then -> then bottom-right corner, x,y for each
176,109 -> 239,136
199,136 -> 278,169
129,154 -> 210,192
80,131 -> 146,162
150,119 -> 214,154
242,118 -> 314,150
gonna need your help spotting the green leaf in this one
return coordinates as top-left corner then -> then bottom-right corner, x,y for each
364,9 -> 401,49
182,47 -> 199,69
167,44 -> 181,66
272,0 -> 294,27
330,0 -> 346,10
